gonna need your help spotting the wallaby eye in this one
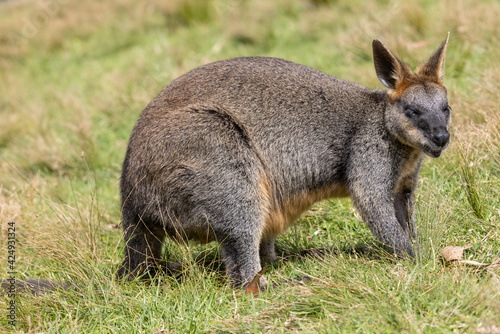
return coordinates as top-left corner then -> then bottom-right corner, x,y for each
405,108 -> 420,118
443,105 -> 452,113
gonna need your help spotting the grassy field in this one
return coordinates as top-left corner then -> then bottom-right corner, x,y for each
0,0 -> 499,332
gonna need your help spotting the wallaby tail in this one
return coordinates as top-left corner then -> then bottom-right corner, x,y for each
1,278 -> 72,295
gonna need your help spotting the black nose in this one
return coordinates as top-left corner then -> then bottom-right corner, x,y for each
432,131 -> 450,147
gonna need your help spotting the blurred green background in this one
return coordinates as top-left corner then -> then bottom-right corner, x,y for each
0,0 -> 499,332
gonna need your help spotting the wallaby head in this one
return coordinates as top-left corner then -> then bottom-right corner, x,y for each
373,33 -> 451,158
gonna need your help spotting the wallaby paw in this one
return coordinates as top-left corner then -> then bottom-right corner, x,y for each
299,247 -> 335,259
279,275 -> 312,287
166,262 -> 184,277
116,261 -> 165,281
260,255 -> 279,265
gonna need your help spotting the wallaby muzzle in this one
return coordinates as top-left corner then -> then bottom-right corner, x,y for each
421,126 -> 450,158
421,112 -> 450,157
432,129 -> 450,148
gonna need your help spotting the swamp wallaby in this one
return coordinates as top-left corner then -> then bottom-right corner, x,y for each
118,34 -> 451,288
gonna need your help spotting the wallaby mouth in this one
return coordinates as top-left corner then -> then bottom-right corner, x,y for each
428,148 -> 443,158
424,129 -> 450,158
424,141 -> 449,158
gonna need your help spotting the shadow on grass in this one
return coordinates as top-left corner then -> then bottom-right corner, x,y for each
158,241 -> 396,287
1,241 -> 405,296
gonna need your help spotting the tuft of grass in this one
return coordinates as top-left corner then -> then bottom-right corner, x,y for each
174,0 -> 219,26
309,0 -> 340,5
457,142 -> 485,220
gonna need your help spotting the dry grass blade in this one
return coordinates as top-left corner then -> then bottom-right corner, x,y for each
441,245 -> 472,262
441,246 -> 500,269
245,267 -> 268,297
458,260 -> 493,267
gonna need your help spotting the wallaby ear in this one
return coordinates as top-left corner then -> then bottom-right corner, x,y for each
372,39 -> 408,89
417,32 -> 450,82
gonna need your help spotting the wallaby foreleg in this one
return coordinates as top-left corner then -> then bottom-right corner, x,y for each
394,191 -> 417,240
348,167 -> 415,258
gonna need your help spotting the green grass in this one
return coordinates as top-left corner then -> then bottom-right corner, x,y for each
1,0 -> 499,332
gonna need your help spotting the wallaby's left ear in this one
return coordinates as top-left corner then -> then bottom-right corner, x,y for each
417,32 -> 450,82
372,39 -> 410,89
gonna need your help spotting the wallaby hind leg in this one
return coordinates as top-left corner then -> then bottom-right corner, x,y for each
220,232 -> 265,289
117,210 -> 166,280
201,189 -> 267,288
259,237 -> 278,264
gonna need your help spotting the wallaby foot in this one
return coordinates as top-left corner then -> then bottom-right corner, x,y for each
117,258 -> 166,281
117,214 -> 166,280
299,247 -> 335,259
166,262 -> 183,275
